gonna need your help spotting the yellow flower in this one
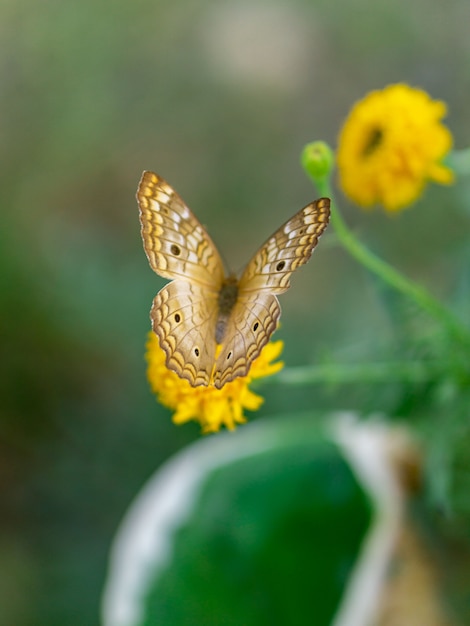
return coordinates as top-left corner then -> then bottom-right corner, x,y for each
337,84 -> 454,212
145,332 -> 284,433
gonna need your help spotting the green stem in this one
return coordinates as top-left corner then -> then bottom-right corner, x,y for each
312,175 -> 470,351
274,360 -> 439,386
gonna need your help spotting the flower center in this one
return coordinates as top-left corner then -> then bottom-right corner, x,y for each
362,127 -> 384,157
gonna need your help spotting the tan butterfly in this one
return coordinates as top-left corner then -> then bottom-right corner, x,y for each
137,171 -> 330,389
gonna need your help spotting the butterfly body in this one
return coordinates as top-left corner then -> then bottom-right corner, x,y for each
137,171 -> 330,389
216,276 -> 239,343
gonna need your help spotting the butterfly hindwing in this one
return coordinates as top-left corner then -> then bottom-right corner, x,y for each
151,280 -> 219,386
213,293 -> 281,389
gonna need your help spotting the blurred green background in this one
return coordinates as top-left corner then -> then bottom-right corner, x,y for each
1,0 -> 469,624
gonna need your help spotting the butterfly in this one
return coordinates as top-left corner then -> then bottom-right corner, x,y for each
137,171 -> 330,389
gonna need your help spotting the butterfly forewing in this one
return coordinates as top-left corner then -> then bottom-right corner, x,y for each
137,171 -> 225,287
239,198 -> 330,294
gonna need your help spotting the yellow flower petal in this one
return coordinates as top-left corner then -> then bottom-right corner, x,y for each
337,84 -> 454,212
145,332 -> 284,433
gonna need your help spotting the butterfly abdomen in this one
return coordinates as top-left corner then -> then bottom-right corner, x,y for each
215,276 -> 239,344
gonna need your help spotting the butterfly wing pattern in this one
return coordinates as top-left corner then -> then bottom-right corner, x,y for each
150,280 -> 219,386
212,200 -> 331,388
138,171 -> 225,284
138,171 -> 224,386
239,200 -> 331,295
137,171 -> 330,389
